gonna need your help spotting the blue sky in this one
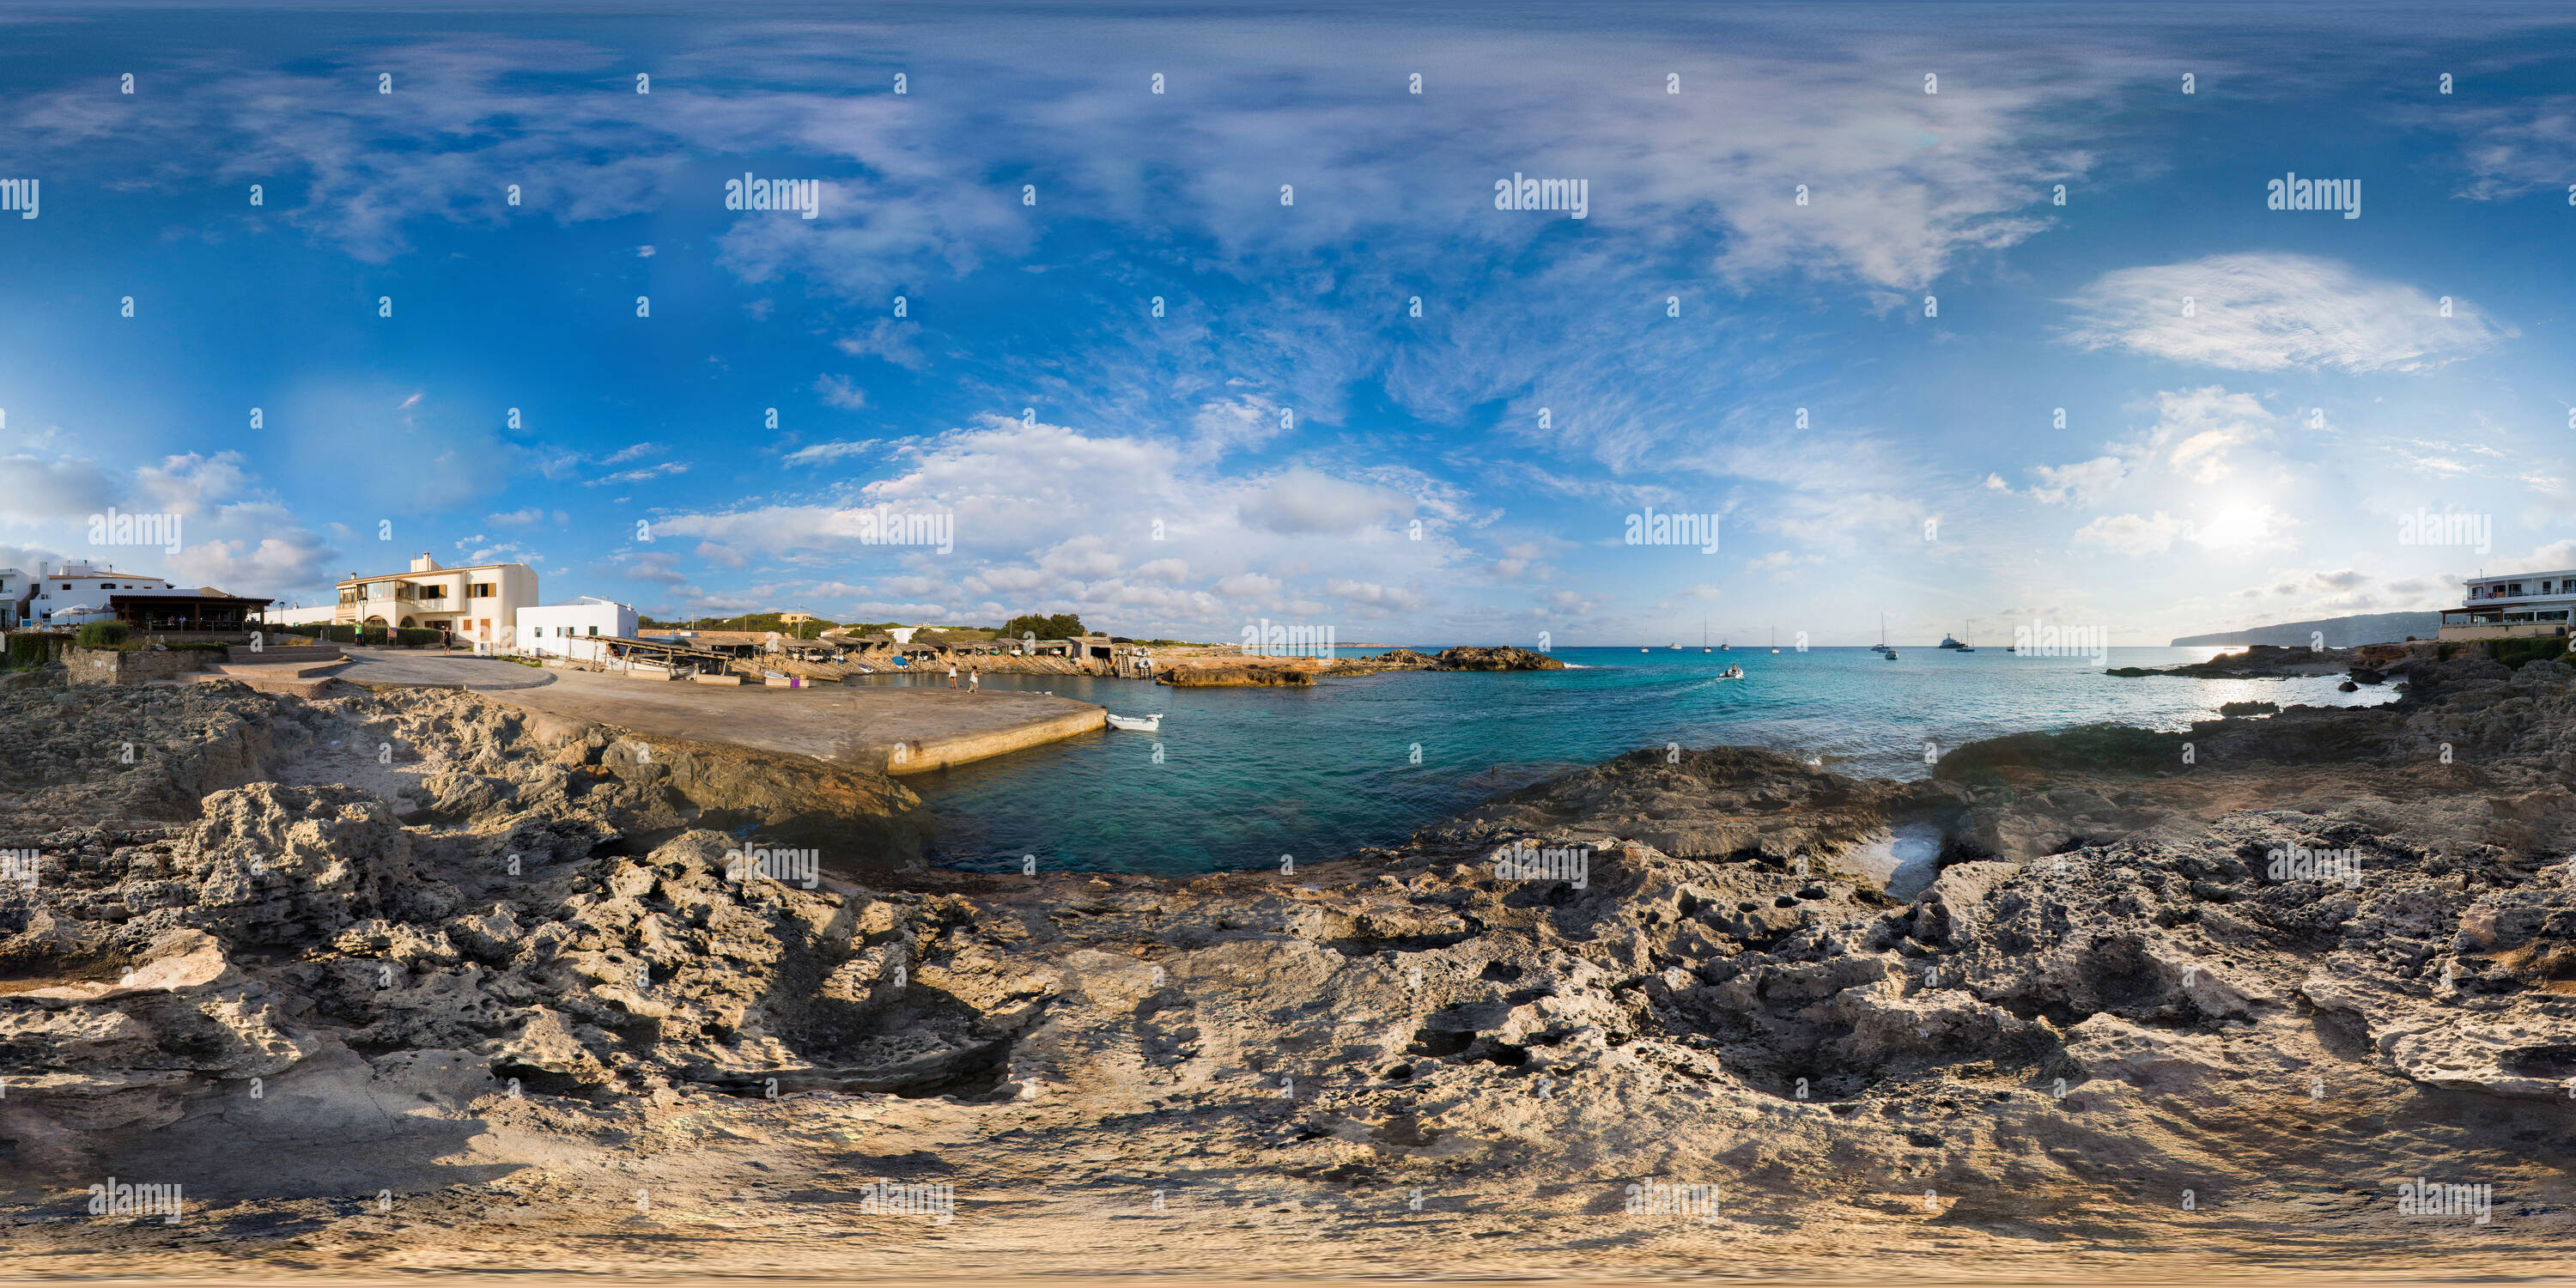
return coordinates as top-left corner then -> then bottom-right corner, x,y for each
3,1 -> 2573,645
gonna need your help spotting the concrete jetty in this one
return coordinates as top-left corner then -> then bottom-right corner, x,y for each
488,666 -> 1104,774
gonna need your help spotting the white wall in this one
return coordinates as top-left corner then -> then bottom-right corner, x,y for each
27,566 -> 171,625
517,599 -> 638,659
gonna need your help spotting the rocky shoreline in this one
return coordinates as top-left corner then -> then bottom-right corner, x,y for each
2,651 -> 2573,1275
1157,644 -> 1564,684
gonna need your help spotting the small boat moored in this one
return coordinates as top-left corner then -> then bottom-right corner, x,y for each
1106,713 -> 1163,732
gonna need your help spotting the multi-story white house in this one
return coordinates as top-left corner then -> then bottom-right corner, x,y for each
0,568 -> 28,628
2438,570 -> 2576,641
20,561 -> 174,626
332,552 -> 538,648
516,596 -> 637,661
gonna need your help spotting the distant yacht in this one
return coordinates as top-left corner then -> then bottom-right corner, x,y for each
1873,613 -> 1895,657
1702,619 -> 1710,653
1940,621 -> 1976,652
1770,626 -> 1779,654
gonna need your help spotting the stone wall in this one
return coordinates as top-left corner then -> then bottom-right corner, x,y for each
65,646 -> 219,686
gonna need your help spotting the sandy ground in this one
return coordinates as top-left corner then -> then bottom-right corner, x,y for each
483,665 -> 1103,767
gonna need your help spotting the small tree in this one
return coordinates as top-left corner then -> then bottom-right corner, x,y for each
75,621 -> 131,648
1002,612 -> 1087,640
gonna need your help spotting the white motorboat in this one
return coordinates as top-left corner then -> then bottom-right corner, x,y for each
1106,713 -> 1163,732
1719,665 -> 1745,679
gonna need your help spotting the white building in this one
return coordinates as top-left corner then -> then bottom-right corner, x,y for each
21,560 -> 173,627
263,605 -> 341,629
0,568 -> 27,628
2439,570 -> 2576,641
516,596 -> 637,661
331,552 -> 538,649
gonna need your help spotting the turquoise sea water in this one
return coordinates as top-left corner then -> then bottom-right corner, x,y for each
859,647 -> 2396,877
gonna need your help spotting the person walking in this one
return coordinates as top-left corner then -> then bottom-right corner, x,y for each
947,659 -> 959,690
969,665 -> 981,692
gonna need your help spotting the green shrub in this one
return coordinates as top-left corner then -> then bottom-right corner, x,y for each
2488,635 -> 2569,671
394,627 -> 443,647
5,634 -> 51,669
74,621 -> 131,648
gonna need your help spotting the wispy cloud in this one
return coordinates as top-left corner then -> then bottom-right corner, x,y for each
2063,253 -> 2506,374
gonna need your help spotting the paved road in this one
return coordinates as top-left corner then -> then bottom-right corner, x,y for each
327,647 -> 561,690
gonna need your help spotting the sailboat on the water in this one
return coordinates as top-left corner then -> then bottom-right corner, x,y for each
1770,626 -> 1779,654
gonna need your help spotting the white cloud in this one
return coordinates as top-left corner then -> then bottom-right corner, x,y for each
132,451 -> 253,516
2063,253 -> 2505,374
783,440 -> 876,467
0,453 -> 118,522
2451,98 -> 2576,200
2122,387 -> 2277,486
586,461 -> 690,486
814,374 -> 867,410
2073,511 -> 2184,555
1237,466 -> 1410,537
1324,579 -> 1427,615
2020,456 -> 2126,506
599,442 -> 662,466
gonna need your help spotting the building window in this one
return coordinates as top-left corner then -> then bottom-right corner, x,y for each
587,625 -> 598,635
